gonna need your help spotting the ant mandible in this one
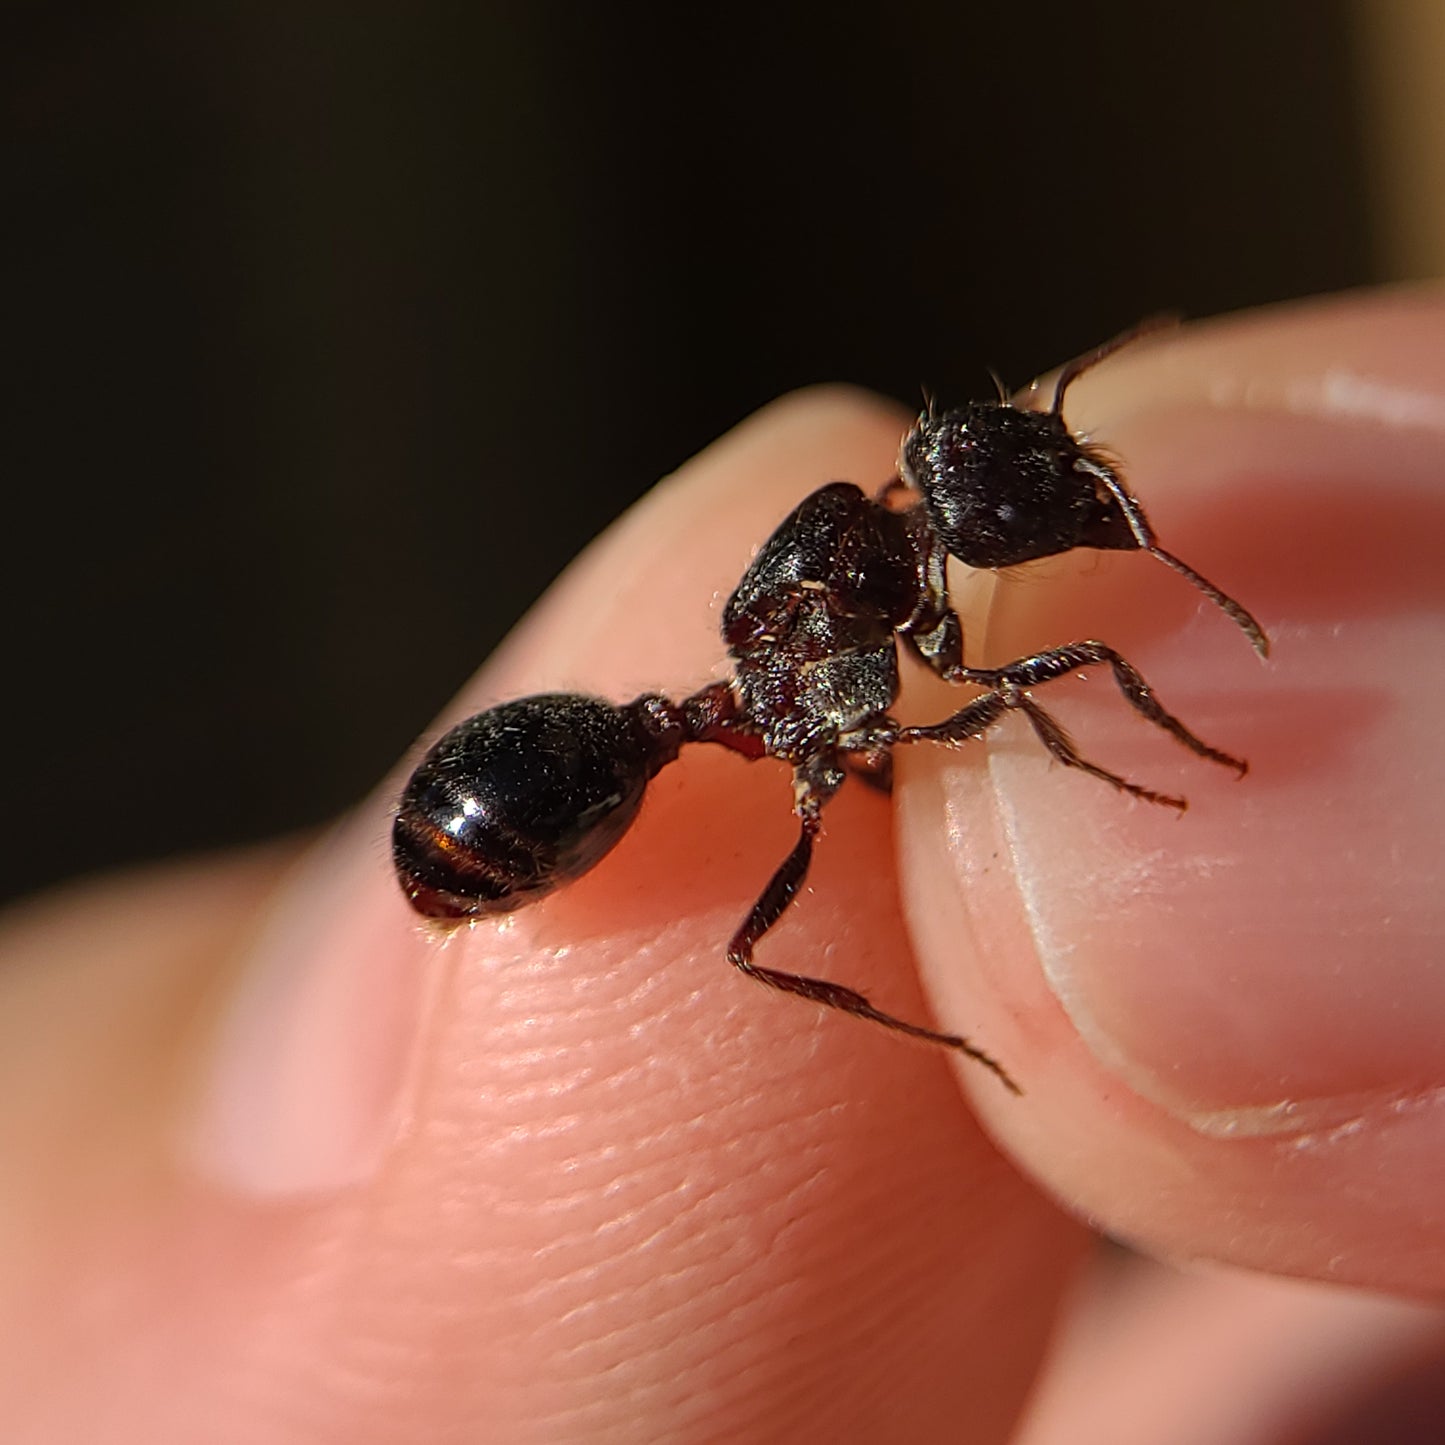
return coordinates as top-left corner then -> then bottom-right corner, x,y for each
392,321 -> 1268,1092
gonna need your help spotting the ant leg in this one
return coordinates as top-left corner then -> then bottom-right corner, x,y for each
902,591 -> 1236,796
725,753 -> 1019,1090
955,641 -> 1247,777
898,686 -> 1188,810
1007,696 -> 1186,810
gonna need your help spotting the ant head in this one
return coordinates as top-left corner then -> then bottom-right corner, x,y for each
902,400 -> 1136,570
901,320 -> 1269,656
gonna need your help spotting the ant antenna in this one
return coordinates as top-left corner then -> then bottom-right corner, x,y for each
918,383 -> 938,422
1147,545 -> 1270,657
1051,313 -> 1182,415
1049,316 -> 1266,656
1076,457 -> 1270,658
985,365 -> 1010,404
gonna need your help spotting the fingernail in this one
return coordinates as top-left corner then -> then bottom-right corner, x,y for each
937,394 -> 1445,1132
181,816 -> 443,1198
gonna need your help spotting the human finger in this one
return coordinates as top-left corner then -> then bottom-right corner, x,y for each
899,288 -> 1445,1293
1017,1255 -> 1445,1445
2,391 -> 1086,1443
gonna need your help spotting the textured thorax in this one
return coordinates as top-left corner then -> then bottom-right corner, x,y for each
721,482 -> 926,758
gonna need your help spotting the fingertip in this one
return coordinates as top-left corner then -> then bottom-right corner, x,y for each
899,289 -> 1445,1291
164,386 -> 1085,1438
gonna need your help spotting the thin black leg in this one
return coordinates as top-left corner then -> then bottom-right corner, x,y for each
898,665 -> 1191,809
724,757 -> 1019,1091
955,640 -> 1247,776
1013,695 -> 1186,810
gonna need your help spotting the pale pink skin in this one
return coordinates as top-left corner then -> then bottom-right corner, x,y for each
2,290 -> 1443,1443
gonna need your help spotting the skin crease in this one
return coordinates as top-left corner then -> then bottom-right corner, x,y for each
0,290 -> 1441,1443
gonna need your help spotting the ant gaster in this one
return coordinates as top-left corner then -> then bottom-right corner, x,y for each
392,322 -> 1268,1092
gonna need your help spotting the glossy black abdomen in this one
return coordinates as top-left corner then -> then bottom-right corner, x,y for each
393,694 -> 665,917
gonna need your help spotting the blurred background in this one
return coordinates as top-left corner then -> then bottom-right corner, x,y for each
4,2 -> 1442,904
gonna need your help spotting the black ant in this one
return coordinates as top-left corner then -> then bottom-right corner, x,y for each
392,322 -> 1268,1092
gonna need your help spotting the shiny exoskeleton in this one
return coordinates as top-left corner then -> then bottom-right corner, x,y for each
393,322 -> 1268,1091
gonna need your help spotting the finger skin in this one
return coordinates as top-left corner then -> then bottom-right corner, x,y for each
8,290 -> 1441,1443
900,288 -> 1445,1292
1016,1258 -> 1445,1445
0,392 -> 1085,1442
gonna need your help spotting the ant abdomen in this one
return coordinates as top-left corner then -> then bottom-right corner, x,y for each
392,693 -> 678,919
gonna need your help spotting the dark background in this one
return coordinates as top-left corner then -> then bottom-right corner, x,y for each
5,3 -> 1374,904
